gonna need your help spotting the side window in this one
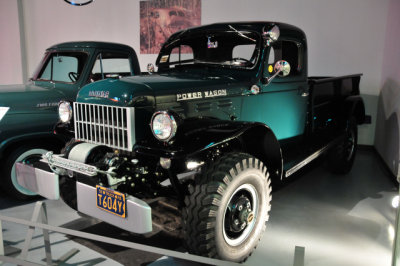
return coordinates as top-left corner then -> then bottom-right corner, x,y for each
267,47 -> 275,64
90,52 -> 131,82
169,45 -> 194,66
232,44 -> 257,64
37,52 -> 88,83
268,40 -> 302,77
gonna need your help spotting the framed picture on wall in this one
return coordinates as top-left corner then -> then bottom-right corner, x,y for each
140,0 -> 201,54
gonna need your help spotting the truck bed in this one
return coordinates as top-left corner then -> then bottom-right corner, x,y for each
282,74 -> 363,175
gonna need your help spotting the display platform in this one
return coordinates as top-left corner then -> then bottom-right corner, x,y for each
0,148 -> 397,266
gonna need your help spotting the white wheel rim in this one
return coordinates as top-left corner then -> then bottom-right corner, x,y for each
11,148 -> 48,196
222,183 -> 259,247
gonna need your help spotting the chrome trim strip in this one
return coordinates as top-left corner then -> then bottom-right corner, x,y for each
285,139 -> 340,178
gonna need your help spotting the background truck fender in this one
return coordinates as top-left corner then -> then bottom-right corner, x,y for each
0,132 -> 65,160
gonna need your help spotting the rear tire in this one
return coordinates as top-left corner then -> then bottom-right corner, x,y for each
328,117 -> 358,174
1,145 -> 49,200
182,153 -> 272,262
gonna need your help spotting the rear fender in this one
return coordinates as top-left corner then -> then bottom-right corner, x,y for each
344,96 -> 365,124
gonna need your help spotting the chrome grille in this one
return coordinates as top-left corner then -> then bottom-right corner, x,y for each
74,103 -> 135,151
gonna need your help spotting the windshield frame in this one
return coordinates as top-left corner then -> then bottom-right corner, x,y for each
156,28 -> 263,72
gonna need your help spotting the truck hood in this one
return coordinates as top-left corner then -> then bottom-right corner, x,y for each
0,83 -> 64,114
77,72 -> 253,106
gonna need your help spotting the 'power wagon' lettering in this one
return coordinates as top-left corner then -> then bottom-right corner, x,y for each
177,89 -> 227,101
204,89 -> 227,98
177,92 -> 202,101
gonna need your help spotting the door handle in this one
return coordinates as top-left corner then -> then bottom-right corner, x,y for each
298,87 -> 309,97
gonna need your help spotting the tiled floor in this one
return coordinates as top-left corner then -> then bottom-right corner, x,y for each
0,148 -> 397,266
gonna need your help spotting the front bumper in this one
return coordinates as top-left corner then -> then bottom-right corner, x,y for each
15,162 -> 153,234
16,162 -> 60,200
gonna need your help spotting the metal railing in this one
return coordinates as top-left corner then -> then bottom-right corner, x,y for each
0,201 -> 241,266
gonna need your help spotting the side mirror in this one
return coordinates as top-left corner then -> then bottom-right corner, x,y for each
262,60 -> 291,84
263,25 -> 280,46
274,60 -> 291,77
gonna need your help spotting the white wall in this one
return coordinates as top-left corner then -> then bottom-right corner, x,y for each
0,0 -> 23,84
375,0 -> 400,179
0,0 -> 393,146
18,0 -> 389,92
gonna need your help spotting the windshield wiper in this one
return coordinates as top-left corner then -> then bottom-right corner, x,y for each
228,25 -> 256,43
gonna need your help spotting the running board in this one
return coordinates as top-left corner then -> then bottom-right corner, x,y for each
284,138 -> 340,178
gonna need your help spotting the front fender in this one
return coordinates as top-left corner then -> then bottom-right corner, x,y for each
135,118 -> 283,180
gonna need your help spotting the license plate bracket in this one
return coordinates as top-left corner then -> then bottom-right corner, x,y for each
96,185 -> 126,218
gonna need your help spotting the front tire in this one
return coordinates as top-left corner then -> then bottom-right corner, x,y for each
182,153 -> 272,262
1,145 -> 49,200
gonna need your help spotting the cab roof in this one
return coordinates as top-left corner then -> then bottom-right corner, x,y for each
166,21 -> 306,44
47,41 -> 134,51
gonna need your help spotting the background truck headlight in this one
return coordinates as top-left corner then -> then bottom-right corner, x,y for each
58,101 -> 73,123
151,111 -> 177,142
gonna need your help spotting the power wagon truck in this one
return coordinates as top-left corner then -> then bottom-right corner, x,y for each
16,22 -> 365,262
0,41 -> 140,199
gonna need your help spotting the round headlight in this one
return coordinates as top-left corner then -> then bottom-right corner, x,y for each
151,111 -> 177,142
58,101 -> 73,123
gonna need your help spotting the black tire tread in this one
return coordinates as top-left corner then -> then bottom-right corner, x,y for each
182,152 -> 271,261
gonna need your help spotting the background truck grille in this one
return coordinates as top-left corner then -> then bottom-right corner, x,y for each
74,103 -> 135,151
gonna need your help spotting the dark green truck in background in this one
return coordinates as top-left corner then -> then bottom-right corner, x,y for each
16,22 -> 365,262
0,41 -> 140,199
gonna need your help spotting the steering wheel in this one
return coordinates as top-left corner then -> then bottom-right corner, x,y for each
232,57 -> 252,65
68,72 -> 79,82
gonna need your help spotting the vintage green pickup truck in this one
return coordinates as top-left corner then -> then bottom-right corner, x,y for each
0,41 -> 140,199
16,22 -> 365,262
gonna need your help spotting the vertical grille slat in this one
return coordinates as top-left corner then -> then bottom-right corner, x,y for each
117,108 -> 120,148
107,106 -> 110,146
73,103 -> 135,151
102,106 -> 105,144
111,107 -> 115,147
122,108 -> 125,148
84,104 -> 88,142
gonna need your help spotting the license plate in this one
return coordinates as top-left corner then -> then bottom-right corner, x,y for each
96,185 -> 126,218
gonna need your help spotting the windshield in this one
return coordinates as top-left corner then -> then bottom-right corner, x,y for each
33,51 -> 88,83
157,28 -> 261,71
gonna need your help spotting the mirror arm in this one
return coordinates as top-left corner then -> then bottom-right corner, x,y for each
262,69 -> 282,85
267,69 -> 282,84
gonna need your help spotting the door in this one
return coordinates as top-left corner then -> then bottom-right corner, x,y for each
241,39 -> 308,141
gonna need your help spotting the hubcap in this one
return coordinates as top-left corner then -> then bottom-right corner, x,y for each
223,183 -> 259,246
